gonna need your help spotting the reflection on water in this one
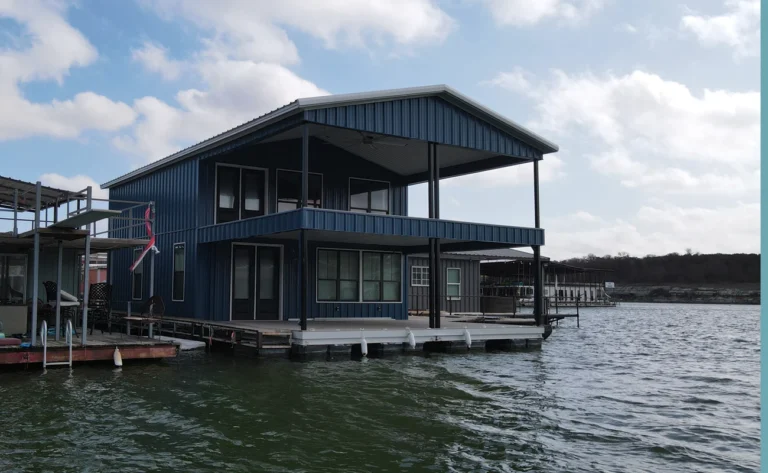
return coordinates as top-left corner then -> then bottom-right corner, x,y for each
0,303 -> 759,473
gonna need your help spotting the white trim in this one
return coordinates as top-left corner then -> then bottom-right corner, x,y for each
410,265 -> 429,287
214,163 -> 269,224
315,247 -> 403,304
275,168 -> 324,212
0,253 -> 28,302
131,247 -> 143,301
347,177 -> 391,214
446,267 -> 461,301
171,242 -> 185,302
229,242 -> 284,322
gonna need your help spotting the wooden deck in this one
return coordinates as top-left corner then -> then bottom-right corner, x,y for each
0,332 -> 178,367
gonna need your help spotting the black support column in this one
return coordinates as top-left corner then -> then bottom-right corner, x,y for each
299,124 -> 309,331
532,159 -> 543,326
427,142 -> 442,329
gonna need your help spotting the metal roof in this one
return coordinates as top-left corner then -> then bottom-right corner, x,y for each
0,175 -> 79,211
102,85 -> 559,189
455,248 -> 551,261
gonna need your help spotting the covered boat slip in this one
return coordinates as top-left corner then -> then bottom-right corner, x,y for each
0,176 -> 176,365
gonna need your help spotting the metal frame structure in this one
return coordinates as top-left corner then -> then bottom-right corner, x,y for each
0,176 -> 155,345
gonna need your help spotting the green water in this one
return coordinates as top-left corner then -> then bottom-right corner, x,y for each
0,303 -> 760,472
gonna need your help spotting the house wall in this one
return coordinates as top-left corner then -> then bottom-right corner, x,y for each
197,137 -> 409,227
407,256 -> 481,313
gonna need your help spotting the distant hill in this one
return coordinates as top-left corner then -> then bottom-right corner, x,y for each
558,252 -> 759,286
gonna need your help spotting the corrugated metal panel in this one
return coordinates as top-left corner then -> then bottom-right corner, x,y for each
109,158 -> 199,235
305,97 -> 543,159
199,208 -> 544,246
407,256 -> 481,313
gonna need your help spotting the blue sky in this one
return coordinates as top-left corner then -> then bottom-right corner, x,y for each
0,0 -> 760,259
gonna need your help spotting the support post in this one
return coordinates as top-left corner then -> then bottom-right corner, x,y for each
301,124 -> 309,208
31,182 -> 42,345
148,202 -> 156,297
433,143 -> 441,329
81,187 -> 93,345
12,189 -> 18,236
55,240 -> 63,341
532,160 -> 543,326
299,229 -> 308,331
427,142 -> 435,328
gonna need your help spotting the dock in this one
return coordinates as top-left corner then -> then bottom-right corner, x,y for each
0,332 -> 178,367
153,315 -> 547,359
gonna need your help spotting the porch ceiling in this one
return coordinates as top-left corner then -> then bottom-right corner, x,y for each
261,124 -> 525,183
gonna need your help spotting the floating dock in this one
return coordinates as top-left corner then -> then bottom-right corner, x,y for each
154,316 -> 547,359
0,332 -> 178,368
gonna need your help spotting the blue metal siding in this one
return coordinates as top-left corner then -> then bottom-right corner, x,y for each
199,208 -> 544,246
304,97 -> 544,159
407,256 -> 481,314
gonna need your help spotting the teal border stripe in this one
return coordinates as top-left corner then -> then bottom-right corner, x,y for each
761,5 -> 766,470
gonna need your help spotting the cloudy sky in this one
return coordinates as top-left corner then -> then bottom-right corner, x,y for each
0,0 -> 760,259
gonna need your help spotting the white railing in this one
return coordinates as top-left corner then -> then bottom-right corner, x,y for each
40,319 -> 73,369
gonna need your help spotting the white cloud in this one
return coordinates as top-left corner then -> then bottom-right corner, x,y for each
131,42 -> 184,81
487,68 -> 760,196
545,202 -> 759,259
482,0 -> 606,26
0,0 -> 136,141
118,0 -> 454,163
681,0 -> 760,58
39,173 -> 108,199
444,154 -> 565,188
616,23 -> 638,34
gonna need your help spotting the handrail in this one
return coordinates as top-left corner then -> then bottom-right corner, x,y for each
41,319 -> 73,369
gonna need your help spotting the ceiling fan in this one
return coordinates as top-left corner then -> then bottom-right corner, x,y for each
323,131 -> 408,150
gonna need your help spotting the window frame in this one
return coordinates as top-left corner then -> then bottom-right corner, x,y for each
446,267 -> 461,301
348,177 -> 391,215
411,265 -> 429,287
275,168 -> 323,213
362,251 -> 401,302
214,163 -> 269,224
315,248 -> 402,303
172,242 -> 185,302
0,253 -> 28,304
131,247 -> 144,301
316,249 -> 360,302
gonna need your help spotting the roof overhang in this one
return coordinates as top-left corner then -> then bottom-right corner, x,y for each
0,175 -> 81,212
102,85 -> 559,189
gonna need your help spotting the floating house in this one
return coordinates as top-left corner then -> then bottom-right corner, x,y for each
101,85 -> 559,349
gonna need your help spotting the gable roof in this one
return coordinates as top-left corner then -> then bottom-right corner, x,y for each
102,85 -> 558,189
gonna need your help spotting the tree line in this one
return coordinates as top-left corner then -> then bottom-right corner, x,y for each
557,252 -> 760,285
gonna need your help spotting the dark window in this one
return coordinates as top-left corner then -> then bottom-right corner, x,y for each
362,252 -> 401,302
277,170 -> 322,212
317,250 -> 359,301
350,178 -> 389,214
132,248 -> 143,300
0,255 -> 26,304
172,243 -> 185,301
216,166 -> 266,223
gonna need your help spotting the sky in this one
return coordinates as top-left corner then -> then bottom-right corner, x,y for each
0,0 -> 760,260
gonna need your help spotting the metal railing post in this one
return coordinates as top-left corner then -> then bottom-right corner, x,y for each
31,182 -> 42,345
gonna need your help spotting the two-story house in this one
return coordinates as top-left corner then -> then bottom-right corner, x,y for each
102,85 -> 558,332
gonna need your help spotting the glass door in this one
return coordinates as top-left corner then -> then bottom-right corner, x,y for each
231,246 -> 255,320
255,246 -> 280,320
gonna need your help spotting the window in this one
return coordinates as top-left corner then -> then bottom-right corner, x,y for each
276,170 -> 322,212
132,248 -> 143,300
216,165 -> 267,224
411,266 -> 429,287
172,243 -> 185,301
349,178 -> 389,214
317,250 -> 359,301
446,268 -> 461,300
363,252 -> 401,302
0,255 -> 26,304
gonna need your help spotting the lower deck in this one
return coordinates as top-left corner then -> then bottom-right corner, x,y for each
0,332 -> 179,367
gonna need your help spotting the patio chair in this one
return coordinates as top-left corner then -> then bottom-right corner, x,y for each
42,281 -> 80,337
88,282 -> 113,335
125,295 -> 165,338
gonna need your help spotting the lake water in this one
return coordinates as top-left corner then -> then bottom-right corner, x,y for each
0,303 -> 759,472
